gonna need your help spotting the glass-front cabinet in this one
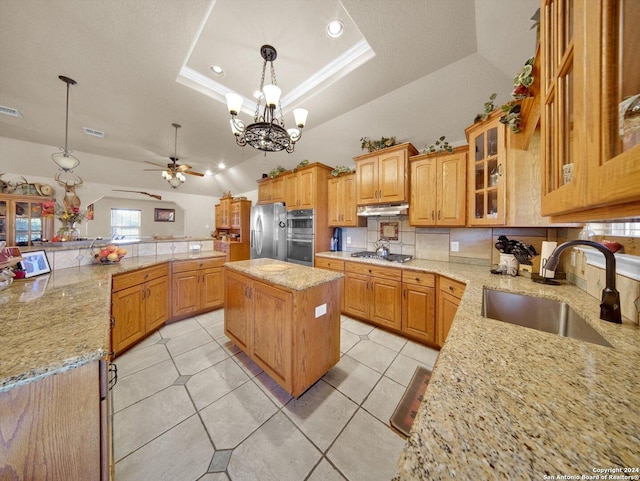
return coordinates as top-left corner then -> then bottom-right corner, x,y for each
0,194 -> 54,246
466,112 -> 506,225
541,0 -> 640,220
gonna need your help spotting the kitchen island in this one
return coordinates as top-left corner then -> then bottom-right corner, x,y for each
316,252 -> 640,480
224,258 -> 343,397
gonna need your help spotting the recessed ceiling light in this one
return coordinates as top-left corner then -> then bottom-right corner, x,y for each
218,162 -> 226,170
205,169 -> 213,176
210,65 -> 224,77
327,20 -> 344,38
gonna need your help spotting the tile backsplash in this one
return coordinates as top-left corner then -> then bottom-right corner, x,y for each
341,218 -> 640,324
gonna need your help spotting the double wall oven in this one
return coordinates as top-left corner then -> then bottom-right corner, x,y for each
285,209 -> 314,267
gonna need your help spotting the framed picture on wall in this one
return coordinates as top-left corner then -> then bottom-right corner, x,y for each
154,208 -> 175,222
18,250 -> 51,278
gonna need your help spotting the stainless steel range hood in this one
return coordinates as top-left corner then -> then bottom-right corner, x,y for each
357,203 -> 409,217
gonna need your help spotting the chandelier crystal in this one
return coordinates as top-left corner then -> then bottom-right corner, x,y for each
52,75 -> 81,172
226,45 -> 308,153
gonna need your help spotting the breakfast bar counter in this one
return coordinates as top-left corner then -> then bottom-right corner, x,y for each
316,252 -> 640,480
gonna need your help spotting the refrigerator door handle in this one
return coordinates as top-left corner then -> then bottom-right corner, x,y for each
250,229 -> 254,248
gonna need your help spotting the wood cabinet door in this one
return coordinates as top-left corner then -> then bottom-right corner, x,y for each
112,284 -> 146,354
145,275 -> 169,332
257,180 -> 271,204
402,283 -> 436,344
271,175 -> 286,203
297,168 -> 316,209
410,157 -> 437,226
355,157 -> 379,205
201,267 -> 224,310
371,277 -> 402,330
224,270 -> 252,351
343,271 -> 370,319
284,172 -> 298,208
171,270 -> 200,319
437,290 -> 460,347
252,281 -> 293,390
378,149 -> 406,204
437,152 -> 466,225
327,176 -> 341,225
341,173 -> 358,225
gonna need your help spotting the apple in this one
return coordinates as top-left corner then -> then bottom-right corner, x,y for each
116,247 -> 127,256
99,249 -> 109,258
107,252 -> 119,262
107,244 -> 118,253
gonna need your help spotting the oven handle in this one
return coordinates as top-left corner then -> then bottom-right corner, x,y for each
287,238 -> 314,243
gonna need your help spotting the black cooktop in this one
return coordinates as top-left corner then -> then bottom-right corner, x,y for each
350,251 -> 413,263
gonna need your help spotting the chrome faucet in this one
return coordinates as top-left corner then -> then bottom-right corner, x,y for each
544,240 -> 622,323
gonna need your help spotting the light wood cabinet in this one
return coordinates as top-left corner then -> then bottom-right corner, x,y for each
0,360 -> 108,481
214,240 -> 250,262
540,0 -> 640,221
215,197 -> 232,229
257,175 -> 287,204
0,194 -> 54,246
315,256 -> 345,311
343,261 -> 402,331
437,276 -> 465,347
224,268 -> 341,397
284,163 -> 332,211
328,173 -> 365,227
111,264 -> 169,355
215,198 -> 251,261
170,257 -> 225,321
401,271 -> 437,345
409,147 -> 467,226
354,143 -> 418,205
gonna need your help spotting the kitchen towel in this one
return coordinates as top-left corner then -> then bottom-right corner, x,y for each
539,241 -> 557,278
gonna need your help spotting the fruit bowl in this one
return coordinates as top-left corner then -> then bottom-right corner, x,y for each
91,244 -> 128,264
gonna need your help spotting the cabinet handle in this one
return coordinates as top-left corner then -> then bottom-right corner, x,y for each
438,210 -> 441,220
403,288 -> 406,299
247,287 -> 252,299
110,316 -> 115,329
147,288 -> 151,298
498,163 -> 503,176
431,211 -> 435,220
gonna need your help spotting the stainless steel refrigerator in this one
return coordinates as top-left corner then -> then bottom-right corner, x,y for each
250,202 -> 287,260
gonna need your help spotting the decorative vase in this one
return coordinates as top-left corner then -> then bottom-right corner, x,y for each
60,222 -> 80,241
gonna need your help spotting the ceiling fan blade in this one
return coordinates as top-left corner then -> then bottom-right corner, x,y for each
144,160 -> 167,168
175,164 -> 192,172
184,170 -> 205,177
143,168 -> 167,172
113,189 -> 162,200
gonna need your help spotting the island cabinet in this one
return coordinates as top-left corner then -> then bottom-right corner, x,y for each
0,359 -> 109,481
327,172 -> 366,227
343,261 -> 402,331
437,276 -> 466,346
540,0 -> 640,221
224,266 -> 341,397
314,257 -> 345,311
111,263 -> 169,355
284,162 -> 332,210
257,175 -> 286,204
354,143 -> 418,205
409,147 -> 467,226
170,257 -> 225,321
401,271 -> 437,345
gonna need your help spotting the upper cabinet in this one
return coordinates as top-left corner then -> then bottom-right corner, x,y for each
215,197 -> 232,229
540,0 -> 640,221
0,194 -> 54,246
257,175 -> 286,204
328,172 -> 365,227
283,163 -> 332,211
409,147 -> 467,226
354,143 -> 418,205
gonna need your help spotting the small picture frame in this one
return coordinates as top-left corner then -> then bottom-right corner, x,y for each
380,221 -> 399,241
18,250 -> 51,278
154,208 -> 175,222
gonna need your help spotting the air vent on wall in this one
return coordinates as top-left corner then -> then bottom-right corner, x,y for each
83,127 -> 105,138
0,106 -> 23,118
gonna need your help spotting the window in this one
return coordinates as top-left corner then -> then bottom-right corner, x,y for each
111,209 -> 141,239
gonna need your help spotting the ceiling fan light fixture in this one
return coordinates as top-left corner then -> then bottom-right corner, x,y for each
52,75 -> 80,172
327,20 -> 344,38
227,45 -> 308,154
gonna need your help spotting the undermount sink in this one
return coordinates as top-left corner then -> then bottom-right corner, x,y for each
482,288 -> 612,348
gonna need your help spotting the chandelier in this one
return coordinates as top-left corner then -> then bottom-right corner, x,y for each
225,45 -> 308,153
52,75 -> 80,172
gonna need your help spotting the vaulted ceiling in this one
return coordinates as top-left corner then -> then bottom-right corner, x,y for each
0,0 -> 538,197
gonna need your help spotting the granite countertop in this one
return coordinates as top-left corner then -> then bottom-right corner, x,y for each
316,252 -> 640,478
0,251 -> 225,393
225,258 -> 344,291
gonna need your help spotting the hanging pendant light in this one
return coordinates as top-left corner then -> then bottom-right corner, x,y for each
52,75 -> 80,172
225,45 -> 308,153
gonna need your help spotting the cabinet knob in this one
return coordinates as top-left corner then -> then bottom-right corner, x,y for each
415,277 -> 420,282
449,285 -> 454,291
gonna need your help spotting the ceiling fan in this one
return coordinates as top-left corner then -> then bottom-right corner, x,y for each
113,189 -> 162,200
144,123 -> 205,181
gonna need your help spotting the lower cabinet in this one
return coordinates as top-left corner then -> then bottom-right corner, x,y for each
224,268 -> 341,397
401,271 -> 437,345
343,261 -> 402,331
437,276 -> 466,346
170,258 -> 225,321
0,360 -> 109,480
314,257 -> 345,312
214,240 -> 250,262
111,264 -> 169,355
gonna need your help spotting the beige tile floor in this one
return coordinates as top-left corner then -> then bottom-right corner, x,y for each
112,309 -> 439,481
